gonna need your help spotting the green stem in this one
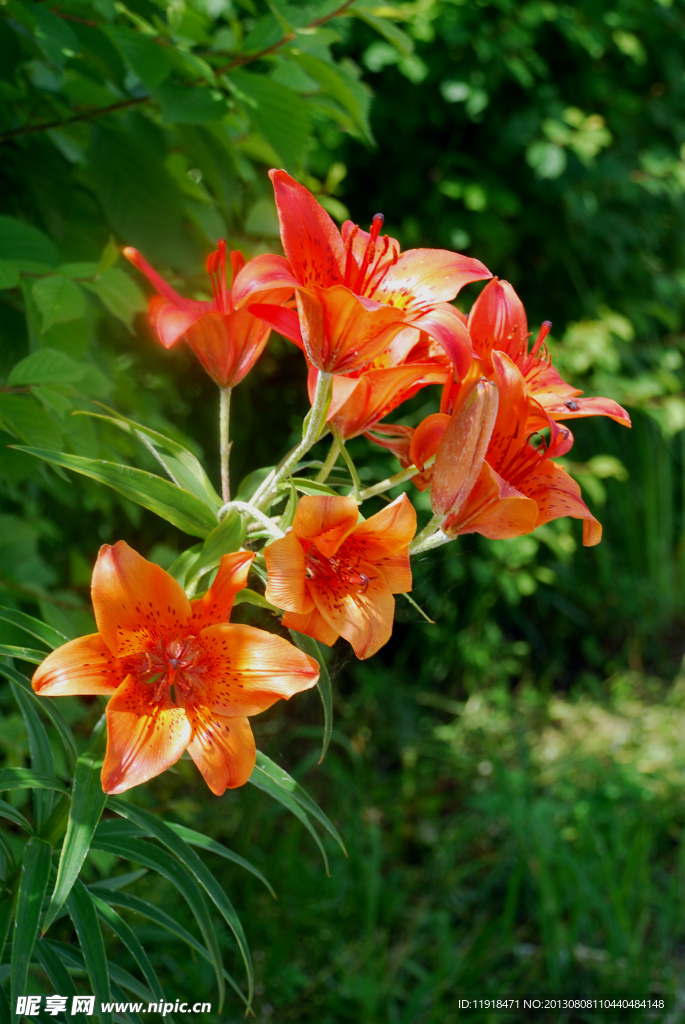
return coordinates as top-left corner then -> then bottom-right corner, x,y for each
253,370 -> 332,510
220,500 -> 285,540
409,512 -> 449,556
316,437 -> 341,483
219,386 -> 232,505
358,456 -> 436,502
330,428 -> 362,502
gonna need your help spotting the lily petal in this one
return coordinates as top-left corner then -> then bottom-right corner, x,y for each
185,708 -> 256,795
270,169 -> 346,288
442,461 -> 539,540
372,249 -> 491,309
468,277 -> 528,360
292,495 -> 359,558
409,303 -> 474,379
527,460 -> 603,545
264,533 -> 315,614
92,541 -> 191,657
347,493 -> 417,560
309,559 -> 395,660
190,551 -> 255,631
32,633 -> 126,696
154,303 -> 207,349
248,303 -> 304,350
101,675 -> 192,795
195,623 -> 319,716
232,253 -> 299,308
282,606 -> 339,648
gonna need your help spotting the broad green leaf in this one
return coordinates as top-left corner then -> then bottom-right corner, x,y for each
0,799 -> 33,834
0,606 -> 67,649
92,895 -> 164,1002
185,510 -> 247,590
353,6 -> 414,57
0,645 -> 45,664
96,237 -> 120,275
107,799 -> 252,1007
89,889 -> 248,1007
236,465 -> 275,502
43,756 -> 107,934
289,631 -> 333,763
106,25 -> 172,88
228,70 -> 312,171
0,768 -> 68,795
0,261 -> 19,290
0,215 -> 59,267
253,750 -> 346,853
11,838 -> 52,1011
66,881 -> 113,1024
8,348 -> 85,387
0,393 -> 63,449
83,268 -> 147,331
91,832 -> 226,1008
290,53 -> 373,142
14,447 -> 219,537
0,665 -> 78,767
10,679 -> 54,832
157,82 -> 227,123
32,4 -> 79,69
78,405 -> 222,507
32,275 -> 86,333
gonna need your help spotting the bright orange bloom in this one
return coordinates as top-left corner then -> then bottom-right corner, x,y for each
232,170 -> 491,376
124,241 -> 288,388
32,542 -> 319,795
264,494 -> 417,659
411,353 -> 603,545
466,277 -> 631,427
308,328 -> 449,441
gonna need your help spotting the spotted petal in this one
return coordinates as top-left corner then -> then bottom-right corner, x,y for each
189,551 -> 254,631
185,708 -> 256,795
32,633 -> 126,696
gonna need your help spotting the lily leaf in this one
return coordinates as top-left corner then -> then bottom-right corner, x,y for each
0,665 -> 78,767
66,882 -> 113,1024
289,631 -> 333,764
0,606 -> 68,649
11,839 -> 52,1008
14,447 -> 219,537
43,755 -> 107,934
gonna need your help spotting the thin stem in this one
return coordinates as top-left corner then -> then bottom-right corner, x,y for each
219,386 -> 232,504
253,370 -> 332,510
358,456 -> 436,501
409,512 -> 447,556
219,500 -> 285,540
331,428 -> 362,502
316,437 -> 341,483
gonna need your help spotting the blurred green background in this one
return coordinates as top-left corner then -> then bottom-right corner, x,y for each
1,0 -> 684,1021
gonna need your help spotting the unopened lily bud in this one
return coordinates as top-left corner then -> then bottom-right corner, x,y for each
468,277 -> 528,361
430,378 -> 499,518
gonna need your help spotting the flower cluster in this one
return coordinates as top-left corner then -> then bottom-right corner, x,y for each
34,170 -> 630,796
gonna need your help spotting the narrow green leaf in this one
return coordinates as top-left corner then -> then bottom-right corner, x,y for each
107,799 -> 253,1008
92,895 -> 164,1001
185,511 -> 248,591
249,763 -> 331,875
13,448 -> 218,538
0,666 -> 78,767
0,645 -> 45,664
0,606 -> 68,649
11,838 -> 52,1010
91,833 -> 225,1008
0,895 -> 14,965
253,751 -> 346,854
78,405 -> 222,507
233,588 -> 279,611
34,939 -> 86,1022
0,768 -> 68,795
0,799 -> 33,834
66,881 -> 113,1024
10,679 -> 55,832
32,275 -> 85,333
164,822 -> 275,898
289,631 -> 333,763
277,478 -> 339,497
43,756 -> 107,934
89,888 -> 248,1007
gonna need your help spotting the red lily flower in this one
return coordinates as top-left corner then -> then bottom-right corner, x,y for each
32,542 -> 319,795
308,328 -> 449,441
411,353 -> 603,545
466,278 -> 631,427
264,494 -> 417,659
232,170 -> 491,376
124,241 -> 289,388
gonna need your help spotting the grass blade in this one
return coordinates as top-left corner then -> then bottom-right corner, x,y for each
66,880 -> 113,1024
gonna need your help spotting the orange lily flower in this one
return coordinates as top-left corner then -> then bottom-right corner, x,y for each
232,170 -> 491,376
411,353 -> 603,545
466,278 -> 631,427
308,328 -> 449,441
124,241 -> 288,388
32,542 -> 319,795
264,494 -> 417,659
